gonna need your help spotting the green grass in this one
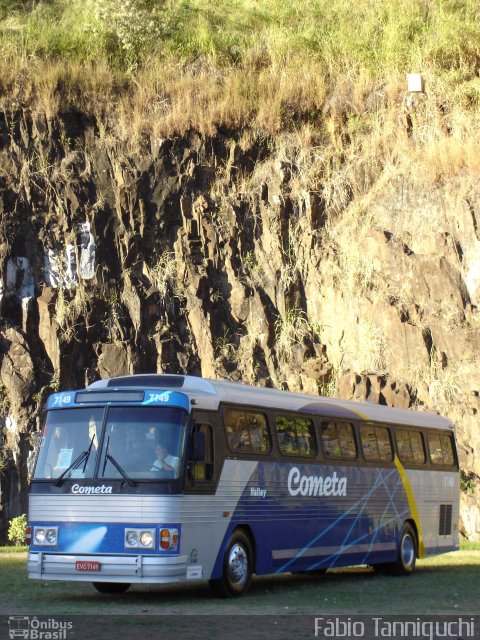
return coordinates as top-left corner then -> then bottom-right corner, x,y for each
1,0 -> 480,142
0,0 -> 109,62
2,0 -> 479,76
460,539 -> 480,551
0,545 -> 28,553
2,549 -> 479,615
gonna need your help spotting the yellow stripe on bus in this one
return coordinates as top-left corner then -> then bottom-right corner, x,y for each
348,409 -> 371,421
343,407 -> 425,557
393,455 -> 425,557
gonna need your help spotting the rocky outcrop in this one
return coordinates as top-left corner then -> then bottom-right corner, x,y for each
0,108 -> 479,540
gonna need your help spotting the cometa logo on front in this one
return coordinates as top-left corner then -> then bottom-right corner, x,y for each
288,467 -> 347,497
71,484 -> 113,494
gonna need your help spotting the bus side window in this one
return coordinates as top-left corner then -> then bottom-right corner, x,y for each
338,423 -> 356,458
360,424 -> 392,462
376,426 -> 393,461
321,422 -> 356,460
428,433 -> 455,466
396,429 -> 413,463
224,409 -> 270,454
276,415 -> 316,456
410,431 -> 426,464
441,434 -> 455,466
189,424 -> 214,482
360,425 -> 378,460
397,429 -> 426,465
428,434 -> 443,465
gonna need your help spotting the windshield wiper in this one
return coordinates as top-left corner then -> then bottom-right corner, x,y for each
82,433 -> 96,473
102,436 -> 135,487
54,434 -> 95,486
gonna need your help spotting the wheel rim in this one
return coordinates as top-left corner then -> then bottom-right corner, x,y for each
401,533 -> 415,569
227,543 -> 249,586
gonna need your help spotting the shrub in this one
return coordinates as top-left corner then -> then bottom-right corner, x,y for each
96,0 -> 166,65
8,514 -> 27,547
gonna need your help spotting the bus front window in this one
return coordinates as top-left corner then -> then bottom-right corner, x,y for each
33,408 -> 104,480
99,406 -> 186,480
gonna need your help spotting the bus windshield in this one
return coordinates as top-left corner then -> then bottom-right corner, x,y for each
34,406 -> 187,481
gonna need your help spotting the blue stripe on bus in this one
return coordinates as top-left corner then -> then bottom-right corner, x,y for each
46,389 -> 190,411
211,463 -> 410,578
142,390 -> 190,411
273,466 -> 404,573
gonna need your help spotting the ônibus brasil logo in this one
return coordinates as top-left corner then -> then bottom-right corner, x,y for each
8,616 -> 73,640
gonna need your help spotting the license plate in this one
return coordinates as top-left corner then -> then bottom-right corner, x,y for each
75,560 -> 101,572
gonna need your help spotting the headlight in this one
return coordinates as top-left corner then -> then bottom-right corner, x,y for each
140,531 -> 153,547
126,531 -> 138,546
125,528 -> 155,549
45,529 -> 57,545
33,526 -> 58,546
34,528 -> 45,544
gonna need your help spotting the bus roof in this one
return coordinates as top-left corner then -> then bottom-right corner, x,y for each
87,374 -> 454,431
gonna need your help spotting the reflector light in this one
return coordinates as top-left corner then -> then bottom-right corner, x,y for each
160,529 -> 170,550
159,528 -> 178,551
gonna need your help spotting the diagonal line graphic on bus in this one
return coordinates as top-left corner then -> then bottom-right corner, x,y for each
321,468 -> 391,569
322,468 -> 404,569
360,471 -> 404,564
377,468 -> 404,520
276,466 -> 400,573
311,471 -> 406,570
307,508 -> 410,571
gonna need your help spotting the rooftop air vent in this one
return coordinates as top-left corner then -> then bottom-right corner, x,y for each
106,375 -> 185,388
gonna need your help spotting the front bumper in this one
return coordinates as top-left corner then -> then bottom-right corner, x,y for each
28,552 -> 189,583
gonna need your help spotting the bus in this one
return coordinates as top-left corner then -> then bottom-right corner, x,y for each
27,374 -> 459,597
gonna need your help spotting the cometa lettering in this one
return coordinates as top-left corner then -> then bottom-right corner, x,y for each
71,484 -> 113,494
288,467 -> 347,497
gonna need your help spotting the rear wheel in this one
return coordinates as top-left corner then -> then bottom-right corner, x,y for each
209,530 -> 253,598
92,582 -> 131,594
390,523 -> 417,575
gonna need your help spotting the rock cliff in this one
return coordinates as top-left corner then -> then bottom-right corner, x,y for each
0,106 -> 479,541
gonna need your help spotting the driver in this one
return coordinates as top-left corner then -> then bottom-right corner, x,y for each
151,442 -> 179,472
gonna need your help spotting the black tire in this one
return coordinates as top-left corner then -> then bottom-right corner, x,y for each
92,582 -> 131,594
209,530 -> 253,598
389,523 -> 417,576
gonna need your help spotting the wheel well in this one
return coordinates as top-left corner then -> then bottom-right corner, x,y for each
233,525 -> 256,572
404,519 -> 419,557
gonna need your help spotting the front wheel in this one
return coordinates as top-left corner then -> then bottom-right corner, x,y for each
390,523 -> 417,576
209,530 -> 253,598
92,582 -> 131,594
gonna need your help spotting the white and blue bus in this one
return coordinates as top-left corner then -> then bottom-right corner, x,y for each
28,374 -> 459,597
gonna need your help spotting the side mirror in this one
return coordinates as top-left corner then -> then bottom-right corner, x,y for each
189,430 -> 206,461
